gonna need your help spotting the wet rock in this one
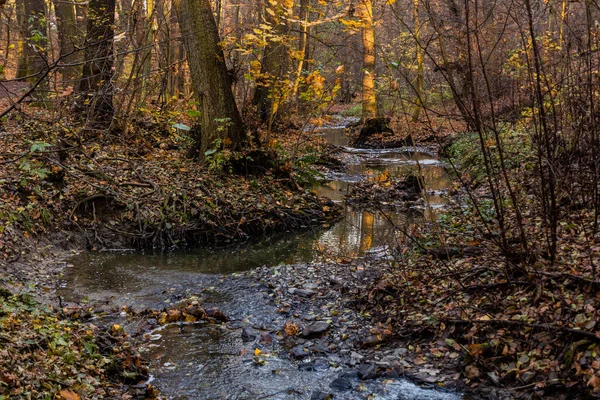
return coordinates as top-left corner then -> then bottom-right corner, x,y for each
328,354 -> 342,364
303,282 -> 319,291
329,376 -> 353,391
521,371 -> 536,384
311,391 -> 332,400
302,321 -> 331,338
289,288 -> 316,297
291,345 -> 310,359
384,369 -> 400,379
350,351 -> 364,365
394,348 -> 408,357
299,358 -> 330,371
358,363 -> 378,380
360,334 -> 383,347
354,118 -> 394,148
377,355 -> 399,367
487,371 -> 501,386
241,327 -> 258,342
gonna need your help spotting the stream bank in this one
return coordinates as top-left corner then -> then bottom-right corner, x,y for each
53,117 -> 467,399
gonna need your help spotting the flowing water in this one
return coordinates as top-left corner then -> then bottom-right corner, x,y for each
59,119 -> 459,399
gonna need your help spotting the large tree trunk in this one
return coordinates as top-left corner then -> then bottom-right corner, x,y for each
53,0 -> 82,87
360,0 -> 377,119
173,0 -> 246,156
78,0 -> 115,130
23,0 -> 49,96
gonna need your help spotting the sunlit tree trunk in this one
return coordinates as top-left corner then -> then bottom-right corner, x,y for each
78,0 -> 116,129
360,0 -> 376,119
291,0 -> 310,99
174,0 -> 246,155
53,0 -> 81,87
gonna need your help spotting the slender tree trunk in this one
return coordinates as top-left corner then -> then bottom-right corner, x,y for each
15,0 -> 27,79
173,0 -> 246,155
78,0 -> 116,130
53,0 -> 81,87
411,0 -> 424,121
139,0 -> 155,103
360,0 -> 376,119
291,0 -> 310,99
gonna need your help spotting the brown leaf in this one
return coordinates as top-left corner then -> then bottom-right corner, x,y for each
60,389 -> 81,400
465,365 -> 481,379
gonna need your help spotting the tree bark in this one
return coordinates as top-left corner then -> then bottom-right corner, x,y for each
15,0 -> 27,79
53,0 -> 82,87
78,0 -> 116,130
173,0 -> 246,156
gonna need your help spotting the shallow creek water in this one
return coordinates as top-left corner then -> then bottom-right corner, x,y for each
60,120 -> 460,399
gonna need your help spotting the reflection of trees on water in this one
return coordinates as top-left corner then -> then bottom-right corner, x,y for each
312,207 -> 424,260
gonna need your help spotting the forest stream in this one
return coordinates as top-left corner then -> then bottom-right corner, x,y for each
57,118 -> 460,399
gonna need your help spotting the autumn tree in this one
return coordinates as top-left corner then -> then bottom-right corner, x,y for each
23,0 -> 49,96
78,0 -> 116,129
174,0 -> 246,156
359,0 -> 376,119
252,0 -> 293,125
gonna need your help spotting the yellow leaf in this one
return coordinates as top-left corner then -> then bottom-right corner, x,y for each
254,348 -> 262,356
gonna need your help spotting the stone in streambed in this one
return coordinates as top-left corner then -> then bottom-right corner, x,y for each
241,327 -> 258,342
358,363 -> 378,380
289,287 -> 316,297
291,345 -> 310,359
329,376 -> 353,391
311,391 -> 332,400
302,321 -> 331,338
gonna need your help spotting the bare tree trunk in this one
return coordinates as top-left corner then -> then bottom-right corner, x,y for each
140,0 -> 155,103
411,0 -> 424,121
15,0 -> 27,79
78,0 -> 116,130
174,0 -> 246,156
53,0 -> 81,87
